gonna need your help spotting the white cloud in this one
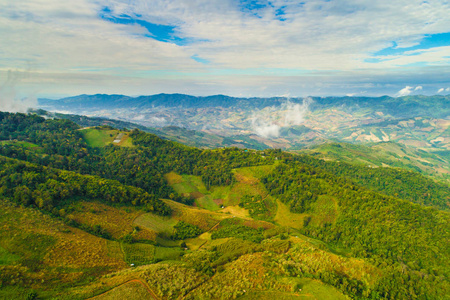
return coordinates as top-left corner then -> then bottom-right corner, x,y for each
1,1 -> 450,97
397,86 -> 413,97
437,87 -> 450,93
396,85 -> 426,97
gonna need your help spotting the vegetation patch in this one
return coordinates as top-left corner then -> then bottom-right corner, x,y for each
211,223 -> 265,243
92,280 -> 154,300
81,127 -> 119,147
173,221 -> 203,240
153,246 -> 184,262
66,201 -> 156,241
121,243 -> 155,266
274,200 -> 306,229
165,199 -> 228,231
133,213 -> 178,236
0,246 -> 20,265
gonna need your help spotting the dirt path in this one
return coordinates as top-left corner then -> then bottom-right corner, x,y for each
196,220 -> 223,250
89,279 -> 160,300
113,132 -> 125,144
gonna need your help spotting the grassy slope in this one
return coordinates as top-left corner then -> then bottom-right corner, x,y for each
80,127 -> 134,148
0,200 -> 127,299
296,141 -> 450,183
81,128 -> 118,147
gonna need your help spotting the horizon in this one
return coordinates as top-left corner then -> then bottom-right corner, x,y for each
37,92 -> 449,101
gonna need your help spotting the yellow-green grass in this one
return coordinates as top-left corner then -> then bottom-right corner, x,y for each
222,205 -> 250,218
115,134 -> 134,147
165,172 -> 225,210
195,195 -> 221,211
81,128 -> 119,147
226,167 -> 272,207
154,246 -> 184,261
163,199 -> 229,231
0,200 -> 127,298
238,284 -> 349,300
274,200 -> 306,229
235,164 -> 277,180
237,291 -> 305,299
238,278 -> 350,300
106,240 -> 124,261
308,195 -> 338,226
121,243 -> 155,266
0,140 -> 40,149
164,171 -> 183,185
184,236 -> 209,250
66,201 -> 156,241
287,237 -> 382,287
165,172 -> 208,195
0,245 -> 21,265
165,170 -> 275,212
91,281 -> 154,300
133,213 -> 178,236
155,236 -> 181,247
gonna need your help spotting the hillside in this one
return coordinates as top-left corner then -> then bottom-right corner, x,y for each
295,142 -> 450,183
0,111 -> 449,299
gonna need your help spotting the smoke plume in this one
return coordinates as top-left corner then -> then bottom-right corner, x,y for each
0,70 -> 37,113
251,97 -> 312,138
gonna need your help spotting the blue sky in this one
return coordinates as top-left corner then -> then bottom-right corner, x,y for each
0,0 -> 450,100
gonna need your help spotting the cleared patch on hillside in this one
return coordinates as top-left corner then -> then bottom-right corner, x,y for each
286,236 -> 382,288
133,213 -> 178,236
81,128 -> 119,147
91,280 -> 155,300
122,243 -> 155,266
308,195 -> 338,226
165,172 -> 224,211
163,199 -> 229,231
274,200 -> 306,229
67,201 -> 156,241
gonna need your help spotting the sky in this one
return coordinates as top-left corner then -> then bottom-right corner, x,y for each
1,0 -> 450,100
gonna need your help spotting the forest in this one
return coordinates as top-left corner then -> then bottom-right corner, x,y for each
0,111 -> 449,299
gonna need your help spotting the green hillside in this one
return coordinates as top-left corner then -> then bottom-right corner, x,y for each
296,142 -> 450,184
0,111 -> 449,299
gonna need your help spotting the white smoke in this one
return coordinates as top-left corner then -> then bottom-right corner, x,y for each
251,97 -> 312,138
283,97 -> 312,126
252,121 -> 281,138
0,70 -> 37,113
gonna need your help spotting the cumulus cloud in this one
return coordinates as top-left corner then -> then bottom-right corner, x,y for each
396,85 -> 424,97
252,97 -> 312,138
437,87 -> 450,93
396,86 -> 413,97
1,1 -> 450,97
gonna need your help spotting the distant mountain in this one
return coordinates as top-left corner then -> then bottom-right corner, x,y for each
38,94 -> 450,152
39,93 -> 450,118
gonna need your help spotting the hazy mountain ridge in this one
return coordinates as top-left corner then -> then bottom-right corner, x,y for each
38,93 -> 450,152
